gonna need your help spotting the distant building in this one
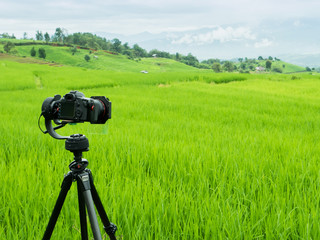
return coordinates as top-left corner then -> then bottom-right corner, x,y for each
152,54 -> 157,58
256,66 -> 265,72
141,70 -> 148,74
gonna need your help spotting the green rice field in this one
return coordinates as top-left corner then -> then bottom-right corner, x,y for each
1,54 -> 320,239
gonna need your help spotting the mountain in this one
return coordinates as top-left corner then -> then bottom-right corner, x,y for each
96,18 -> 320,67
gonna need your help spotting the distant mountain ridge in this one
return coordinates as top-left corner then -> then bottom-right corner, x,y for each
96,18 -> 320,67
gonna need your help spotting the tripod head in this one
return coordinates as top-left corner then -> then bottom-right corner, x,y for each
66,134 -> 90,172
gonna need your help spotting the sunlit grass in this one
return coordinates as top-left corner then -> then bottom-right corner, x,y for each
1,59 -> 320,239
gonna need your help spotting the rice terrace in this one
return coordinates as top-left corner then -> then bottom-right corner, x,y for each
1,34 -> 320,239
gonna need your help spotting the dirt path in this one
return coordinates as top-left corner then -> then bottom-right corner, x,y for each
0,53 -> 63,67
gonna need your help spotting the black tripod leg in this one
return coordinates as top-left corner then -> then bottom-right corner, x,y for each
77,172 -> 103,240
88,171 -> 117,240
77,180 -> 88,240
42,172 -> 73,240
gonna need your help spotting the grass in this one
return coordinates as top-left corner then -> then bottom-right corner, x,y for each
13,44 -> 201,73
1,44 -> 320,239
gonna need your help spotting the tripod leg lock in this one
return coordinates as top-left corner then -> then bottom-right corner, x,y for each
104,222 -> 117,235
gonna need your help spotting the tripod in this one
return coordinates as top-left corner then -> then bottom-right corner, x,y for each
42,134 -> 117,240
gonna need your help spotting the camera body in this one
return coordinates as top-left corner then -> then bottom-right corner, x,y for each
42,90 -> 111,124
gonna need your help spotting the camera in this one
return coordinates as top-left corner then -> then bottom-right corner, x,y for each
42,90 -> 111,124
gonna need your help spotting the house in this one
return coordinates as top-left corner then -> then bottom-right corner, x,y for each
256,66 -> 265,72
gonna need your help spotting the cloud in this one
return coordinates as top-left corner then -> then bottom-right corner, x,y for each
254,38 -> 273,48
171,26 -> 256,45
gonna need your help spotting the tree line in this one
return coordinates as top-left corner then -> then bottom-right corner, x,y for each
10,28 -> 200,68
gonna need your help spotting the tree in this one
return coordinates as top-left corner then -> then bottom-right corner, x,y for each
123,42 -> 130,50
240,62 -> 246,70
52,28 -> 65,43
223,61 -> 234,72
133,44 -> 147,58
181,53 -> 199,67
84,54 -> 90,62
306,66 -> 311,71
30,47 -> 36,57
249,65 -> 255,71
266,60 -> 272,70
212,62 -> 221,73
238,58 -> 243,62
258,56 -> 263,60
0,33 -> 16,39
268,56 -> 273,61
175,52 -> 181,61
23,32 -> 28,39
70,46 -> 77,55
44,32 -> 50,43
36,30 -> 43,41
38,48 -> 46,59
3,41 -> 15,53
111,38 -> 122,53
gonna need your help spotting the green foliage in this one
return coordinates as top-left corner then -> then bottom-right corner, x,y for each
272,66 -> 283,73
0,32 -> 16,39
180,53 -> 199,67
44,32 -> 50,43
38,48 -> 46,59
111,38 -> 122,53
223,61 -> 234,72
30,47 -> 36,57
84,54 -> 90,61
70,46 -> 77,55
36,30 -> 43,41
266,60 -> 272,69
3,41 -> 15,53
52,27 -> 65,43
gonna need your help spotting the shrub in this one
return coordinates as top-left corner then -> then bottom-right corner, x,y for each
38,48 -> 46,59
84,54 -> 90,62
30,47 -> 36,57
272,66 -> 283,73
3,41 -> 15,53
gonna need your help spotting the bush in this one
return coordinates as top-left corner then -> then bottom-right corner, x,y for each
38,48 -> 46,59
3,41 -> 15,53
84,54 -> 90,62
291,75 -> 300,80
272,66 -> 283,73
30,47 -> 36,57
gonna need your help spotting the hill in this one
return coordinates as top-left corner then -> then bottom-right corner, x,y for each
0,40 -> 204,73
0,39 -> 310,74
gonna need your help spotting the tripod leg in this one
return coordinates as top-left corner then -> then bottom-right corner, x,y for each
42,172 -> 73,240
77,172 -> 103,240
77,180 -> 88,240
88,171 -> 117,240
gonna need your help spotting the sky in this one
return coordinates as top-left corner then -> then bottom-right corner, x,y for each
1,0 -> 320,61
1,0 -> 319,36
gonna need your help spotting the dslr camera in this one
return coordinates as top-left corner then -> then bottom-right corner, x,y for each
42,90 -> 111,124
40,90 -> 111,139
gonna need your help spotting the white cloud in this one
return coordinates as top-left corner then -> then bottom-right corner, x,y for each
254,39 -> 273,48
171,26 -> 256,45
